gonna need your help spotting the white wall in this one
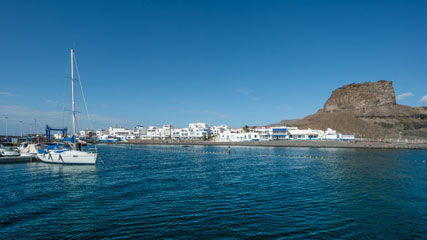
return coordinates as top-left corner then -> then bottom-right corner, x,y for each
216,131 -> 260,142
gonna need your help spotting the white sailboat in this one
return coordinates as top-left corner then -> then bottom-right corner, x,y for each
37,49 -> 97,165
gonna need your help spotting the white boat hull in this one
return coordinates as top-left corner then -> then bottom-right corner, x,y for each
20,152 -> 37,157
37,150 -> 97,165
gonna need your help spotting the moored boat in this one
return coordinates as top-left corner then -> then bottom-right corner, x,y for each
37,49 -> 98,165
0,145 -> 20,157
19,142 -> 38,157
37,144 -> 97,164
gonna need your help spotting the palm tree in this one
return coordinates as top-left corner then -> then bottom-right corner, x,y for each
243,125 -> 250,133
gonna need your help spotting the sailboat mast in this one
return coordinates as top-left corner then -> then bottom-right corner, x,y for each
71,49 -> 76,139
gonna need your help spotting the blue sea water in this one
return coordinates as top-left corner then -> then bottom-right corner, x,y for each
0,145 -> 426,239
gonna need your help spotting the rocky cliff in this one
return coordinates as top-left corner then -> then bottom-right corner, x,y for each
275,80 -> 427,139
323,80 -> 396,112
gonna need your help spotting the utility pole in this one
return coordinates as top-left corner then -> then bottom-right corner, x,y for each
20,121 -> 23,137
34,119 -> 37,135
5,117 -> 8,139
34,119 -> 38,143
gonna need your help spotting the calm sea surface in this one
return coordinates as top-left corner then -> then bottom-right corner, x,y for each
0,145 -> 426,239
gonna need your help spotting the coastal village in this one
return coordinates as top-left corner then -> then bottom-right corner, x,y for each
72,123 -> 355,143
2,2 -> 427,239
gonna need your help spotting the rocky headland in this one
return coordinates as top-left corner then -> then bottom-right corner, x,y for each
275,80 -> 427,139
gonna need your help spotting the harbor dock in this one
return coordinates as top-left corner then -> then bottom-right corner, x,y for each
0,156 -> 37,164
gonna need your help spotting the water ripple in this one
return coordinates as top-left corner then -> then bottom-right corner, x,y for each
0,145 -> 426,239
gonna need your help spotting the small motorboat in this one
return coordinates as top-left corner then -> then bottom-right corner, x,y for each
0,145 -> 20,157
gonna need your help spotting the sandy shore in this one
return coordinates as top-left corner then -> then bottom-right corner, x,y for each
106,140 -> 427,150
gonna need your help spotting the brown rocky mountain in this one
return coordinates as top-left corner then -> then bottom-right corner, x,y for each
274,80 -> 427,139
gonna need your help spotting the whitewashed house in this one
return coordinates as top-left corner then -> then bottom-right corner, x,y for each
288,128 -> 324,140
109,127 -> 131,137
96,129 -> 109,137
209,125 -> 228,137
171,128 -> 181,140
253,127 -> 271,141
216,130 -> 260,142
147,126 -> 162,139
270,126 -> 288,140
339,134 -> 355,141
161,124 -> 173,139
180,128 -> 190,139
78,128 -> 93,138
324,128 -> 338,140
133,125 -> 147,137
188,123 -> 209,140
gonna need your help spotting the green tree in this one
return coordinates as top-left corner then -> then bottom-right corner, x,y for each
243,125 -> 250,132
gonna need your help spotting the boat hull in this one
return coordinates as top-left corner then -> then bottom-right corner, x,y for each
20,153 -> 37,157
37,150 -> 97,165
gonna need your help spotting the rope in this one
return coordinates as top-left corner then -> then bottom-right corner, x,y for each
125,146 -> 341,160
99,154 -> 105,166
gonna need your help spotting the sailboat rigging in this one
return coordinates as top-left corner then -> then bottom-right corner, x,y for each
37,49 -> 98,165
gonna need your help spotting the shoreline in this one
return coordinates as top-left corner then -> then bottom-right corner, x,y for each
102,140 -> 427,150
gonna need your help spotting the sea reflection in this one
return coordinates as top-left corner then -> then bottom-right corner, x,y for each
42,163 -> 98,174
0,145 -> 426,239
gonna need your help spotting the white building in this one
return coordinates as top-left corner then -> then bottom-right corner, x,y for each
161,124 -> 173,139
253,126 -> 292,141
104,126 -> 133,141
96,129 -> 109,137
146,126 -> 162,139
133,125 -> 147,137
53,133 -> 63,139
340,134 -> 355,141
253,127 -> 271,141
180,128 -> 189,139
216,130 -> 260,142
109,127 -> 131,137
270,126 -> 288,140
288,128 -> 324,140
209,125 -> 228,137
324,128 -> 338,140
78,128 -> 93,138
188,123 -> 209,139
99,122 -> 349,143
230,128 -> 244,133
79,130 -> 86,137
171,128 -> 181,139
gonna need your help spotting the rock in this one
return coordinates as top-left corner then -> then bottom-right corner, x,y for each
274,80 -> 427,139
323,80 -> 396,112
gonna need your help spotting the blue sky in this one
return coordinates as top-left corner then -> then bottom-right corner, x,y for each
1,0 -> 427,135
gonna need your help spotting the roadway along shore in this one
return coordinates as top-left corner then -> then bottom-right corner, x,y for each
103,140 -> 427,150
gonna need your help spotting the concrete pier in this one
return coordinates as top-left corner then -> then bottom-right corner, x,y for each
0,156 -> 37,164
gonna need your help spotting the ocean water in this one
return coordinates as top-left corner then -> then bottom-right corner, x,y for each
0,145 -> 426,239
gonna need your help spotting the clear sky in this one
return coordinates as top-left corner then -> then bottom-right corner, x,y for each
1,0 -> 427,135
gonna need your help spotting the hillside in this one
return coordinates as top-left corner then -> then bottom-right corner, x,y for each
274,80 -> 427,139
